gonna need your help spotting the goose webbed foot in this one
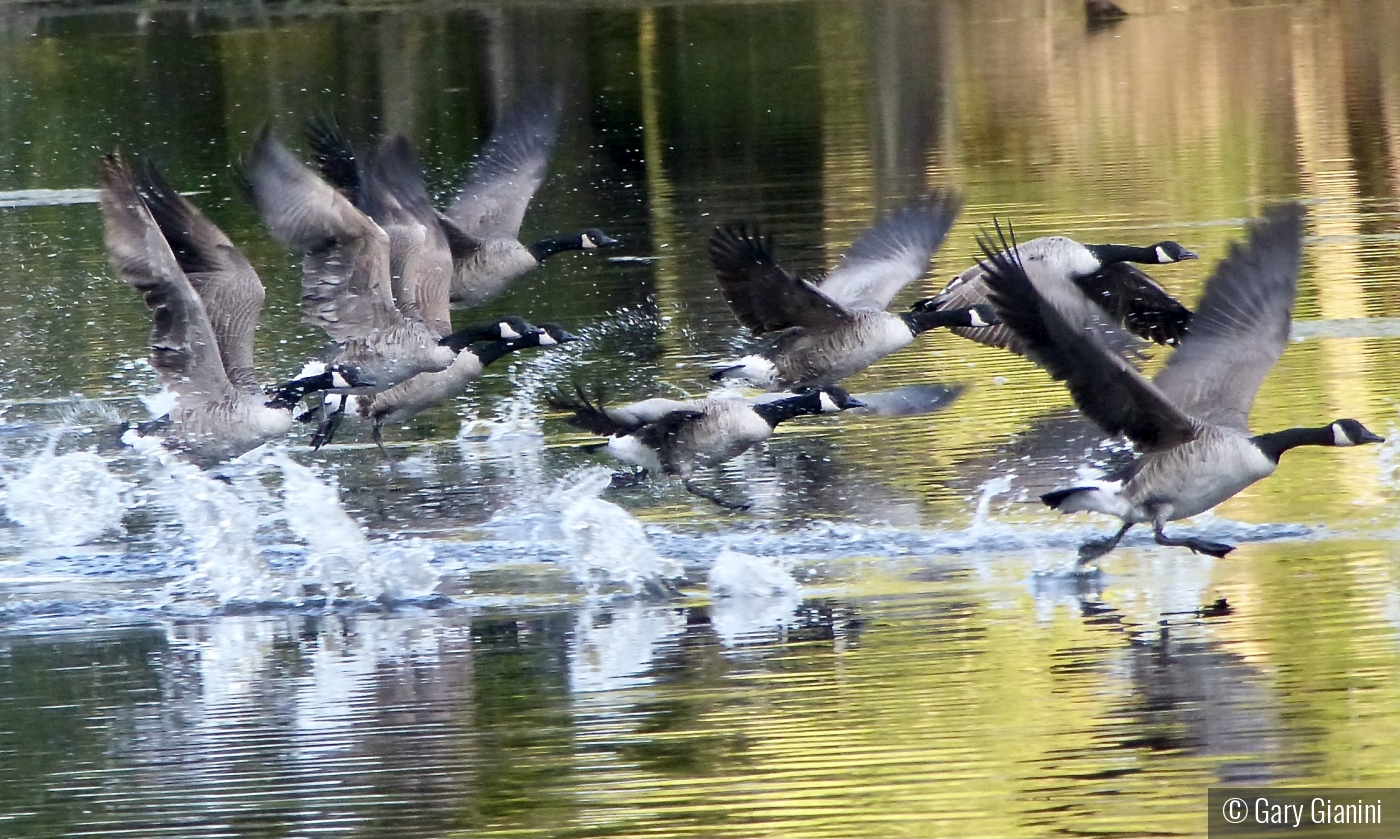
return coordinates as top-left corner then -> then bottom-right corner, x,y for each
1152,524 -> 1234,558
1077,523 -> 1132,565
683,478 -> 750,511
310,396 -> 348,450
372,423 -> 391,460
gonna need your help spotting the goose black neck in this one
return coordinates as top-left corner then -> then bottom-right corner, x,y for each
1252,425 -> 1336,463
474,338 -> 529,368
527,234 -> 585,262
751,392 -> 821,427
265,372 -> 333,411
1084,243 -> 1160,266
900,307 -> 981,336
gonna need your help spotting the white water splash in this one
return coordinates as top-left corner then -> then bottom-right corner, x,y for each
706,548 -> 801,647
139,386 -> 178,420
271,451 -> 440,601
132,436 -> 286,603
551,467 -> 682,596
970,474 -> 1016,532
4,441 -> 131,547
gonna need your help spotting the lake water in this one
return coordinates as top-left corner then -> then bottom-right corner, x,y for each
1,0 -> 1399,836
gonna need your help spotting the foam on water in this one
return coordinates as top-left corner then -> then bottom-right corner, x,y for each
139,385 -> 178,420
553,467 -> 683,596
270,451 -> 440,601
133,437 -> 286,604
3,436 -> 132,547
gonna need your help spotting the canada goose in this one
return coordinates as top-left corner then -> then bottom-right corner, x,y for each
914,235 -> 1197,356
978,205 -> 1384,562
290,315 -> 547,450
305,117 -> 456,338
442,94 -> 620,307
707,193 -> 996,391
98,153 -> 338,464
548,386 -> 864,509
356,322 -> 580,451
302,119 -> 580,449
242,127 -> 458,395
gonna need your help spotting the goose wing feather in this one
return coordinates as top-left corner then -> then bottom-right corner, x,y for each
1150,203 -> 1304,431
709,223 -> 852,335
100,153 -> 231,400
818,191 -> 962,312
445,92 -> 560,241
1072,262 -> 1193,346
305,114 -> 362,205
547,387 -> 702,437
136,159 -> 265,390
242,127 -> 400,343
366,135 -> 455,337
979,226 -> 1197,450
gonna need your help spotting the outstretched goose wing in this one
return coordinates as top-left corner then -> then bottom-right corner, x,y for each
136,160 -> 265,390
709,223 -> 852,335
241,127 -> 400,344
366,134 -> 456,337
1072,262 -> 1193,346
99,153 -> 230,401
979,225 -> 1196,450
818,191 -> 962,312
445,92 -> 560,241
1150,204 -> 1304,431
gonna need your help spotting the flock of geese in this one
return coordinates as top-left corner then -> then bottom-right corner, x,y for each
98,95 -> 1384,564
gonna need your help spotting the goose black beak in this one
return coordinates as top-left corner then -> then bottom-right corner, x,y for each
1360,429 -> 1385,444
844,397 -> 867,409
594,233 -> 621,248
1178,249 -> 1199,260
555,330 -> 583,343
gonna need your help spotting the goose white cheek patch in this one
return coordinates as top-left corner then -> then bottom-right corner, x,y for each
968,310 -> 990,328
582,234 -> 598,249
539,333 -> 558,346
1332,423 -> 1351,446
819,392 -> 840,413
1155,245 -> 1170,263
331,371 -> 352,389
499,322 -> 522,340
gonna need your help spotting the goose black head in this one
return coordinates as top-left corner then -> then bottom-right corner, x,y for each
581,229 -> 620,249
535,323 -> 582,347
1329,418 -> 1385,446
439,317 -> 542,352
1150,241 -> 1198,264
528,230 -> 621,261
1085,240 -> 1198,267
492,316 -> 538,341
751,387 -> 862,427
815,386 -> 866,413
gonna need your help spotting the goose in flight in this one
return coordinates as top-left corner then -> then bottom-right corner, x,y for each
549,385 -> 864,509
978,205 -> 1383,562
99,153 -> 337,464
708,193 -> 995,391
915,234 -> 1196,355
